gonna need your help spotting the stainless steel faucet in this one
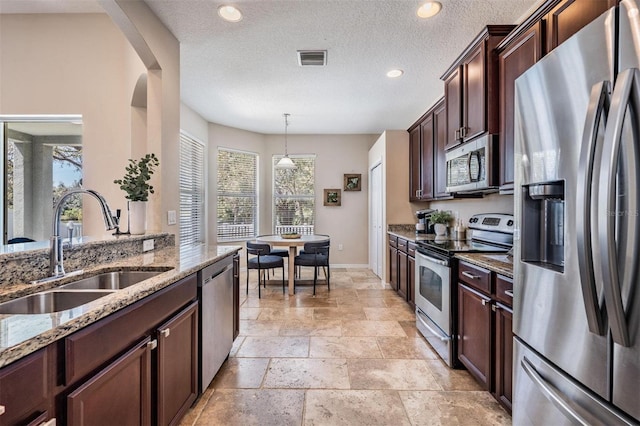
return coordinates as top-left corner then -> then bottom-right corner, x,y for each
50,189 -> 117,278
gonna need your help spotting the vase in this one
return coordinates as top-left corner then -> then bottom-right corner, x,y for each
434,223 -> 447,237
129,201 -> 147,235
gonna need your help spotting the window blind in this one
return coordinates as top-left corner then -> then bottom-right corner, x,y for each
273,155 -> 315,235
217,148 -> 258,241
179,132 -> 205,248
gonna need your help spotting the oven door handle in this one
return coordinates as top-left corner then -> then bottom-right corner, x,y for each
418,253 -> 448,267
416,311 -> 450,342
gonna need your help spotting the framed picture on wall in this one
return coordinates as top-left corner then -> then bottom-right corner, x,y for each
323,189 -> 341,206
343,173 -> 361,191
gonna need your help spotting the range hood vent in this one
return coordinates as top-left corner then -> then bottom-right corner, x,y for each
297,50 -> 327,66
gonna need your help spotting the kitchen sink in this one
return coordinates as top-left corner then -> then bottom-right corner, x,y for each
0,290 -> 116,315
58,269 -> 172,290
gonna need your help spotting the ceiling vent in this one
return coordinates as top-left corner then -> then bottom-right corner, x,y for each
297,50 -> 327,66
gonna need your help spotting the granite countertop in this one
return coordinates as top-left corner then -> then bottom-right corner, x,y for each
0,244 -> 241,367
455,253 -> 513,278
387,230 -> 434,244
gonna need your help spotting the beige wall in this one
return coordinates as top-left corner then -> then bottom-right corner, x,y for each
0,13 -> 146,238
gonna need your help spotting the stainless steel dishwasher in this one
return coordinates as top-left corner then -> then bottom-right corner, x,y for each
197,256 -> 234,394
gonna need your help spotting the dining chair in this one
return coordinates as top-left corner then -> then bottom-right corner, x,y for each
294,240 -> 330,295
246,241 -> 285,298
256,234 -> 289,279
296,234 -> 329,277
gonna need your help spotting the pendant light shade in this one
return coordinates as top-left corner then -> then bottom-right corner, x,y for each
276,113 -> 297,169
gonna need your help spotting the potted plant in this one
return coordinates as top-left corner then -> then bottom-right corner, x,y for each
429,210 -> 453,236
114,153 -> 159,234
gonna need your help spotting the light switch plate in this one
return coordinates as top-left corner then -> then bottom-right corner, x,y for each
143,239 -> 154,252
167,210 -> 177,225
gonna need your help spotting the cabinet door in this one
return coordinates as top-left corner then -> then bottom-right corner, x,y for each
433,98 -> 450,199
398,250 -> 408,300
462,44 -> 486,141
499,22 -> 543,191
409,126 -> 422,201
389,246 -> 398,291
157,301 -> 198,426
458,284 -> 492,389
420,115 -> 435,200
546,0 -> 615,53
67,338 -> 152,426
233,253 -> 240,340
0,348 -> 50,426
494,303 -> 513,412
407,255 -> 415,309
444,68 -> 463,150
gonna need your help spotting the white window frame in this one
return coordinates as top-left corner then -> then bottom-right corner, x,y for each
272,154 -> 315,235
217,147 -> 259,242
179,131 -> 206,249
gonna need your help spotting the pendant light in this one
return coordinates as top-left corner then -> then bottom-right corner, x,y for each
276,113 -> 296,169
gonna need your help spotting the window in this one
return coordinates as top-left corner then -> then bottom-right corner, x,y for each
273,155 -> 315,235
179,131 -> 205,248
217,148 -> 258,241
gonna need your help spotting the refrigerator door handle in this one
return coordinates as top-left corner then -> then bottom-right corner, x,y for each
521,357 -> 593,426
598,68 -> 640,347
577,80 -> 610,336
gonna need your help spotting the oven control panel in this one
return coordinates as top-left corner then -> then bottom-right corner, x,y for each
468,213 -> 514,234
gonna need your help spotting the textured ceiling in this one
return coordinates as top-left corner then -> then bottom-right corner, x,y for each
1,0 -> 541,134
146,0 -> 540,134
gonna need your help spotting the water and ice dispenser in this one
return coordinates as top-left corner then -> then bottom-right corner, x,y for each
521,181 -> 565,272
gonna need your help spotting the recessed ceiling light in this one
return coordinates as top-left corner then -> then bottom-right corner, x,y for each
387,69 -> 404,78
218,5 -> 243,23
417,1 -> 442,19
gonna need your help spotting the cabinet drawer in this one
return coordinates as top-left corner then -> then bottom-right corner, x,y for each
458,261 -> 491,294
407,242 -> 416,257
397,238 -> 408,253
388,235 -> 398,248
495,274 -> 513,307
65,274 -> 197,385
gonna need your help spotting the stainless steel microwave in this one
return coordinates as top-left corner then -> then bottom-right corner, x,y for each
445,134 -> 498,193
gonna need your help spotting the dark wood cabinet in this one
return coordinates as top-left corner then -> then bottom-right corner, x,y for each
494,301 -> 513,412
156,301 -> 198,426
407,243 -> 416,309
389,236 -> 398,291
457,262 -> 514,412
498,22 -> 543,192
433,100 -> 450,199
458,283 -> 492,389
0,347 -> 52,426
546,0 -> 615,53
442,26 -> 514,150
408,97 -> 449,201
398,250 -> 408,300
233,253 -> 240,340
67,338 -> 152,426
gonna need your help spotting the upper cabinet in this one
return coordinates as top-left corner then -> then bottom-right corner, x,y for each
409,97 -> 449,201
546,0 -> 617,52
441,26 -> 515,151
497,0 -> 614,192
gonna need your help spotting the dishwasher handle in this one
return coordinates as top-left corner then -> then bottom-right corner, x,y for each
203,263 -> 233,285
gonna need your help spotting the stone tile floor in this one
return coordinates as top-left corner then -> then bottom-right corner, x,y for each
180,268 -> 511,426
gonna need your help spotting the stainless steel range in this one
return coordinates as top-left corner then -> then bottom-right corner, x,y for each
414,213 -> 514,367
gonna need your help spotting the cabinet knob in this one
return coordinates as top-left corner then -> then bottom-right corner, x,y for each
147,339 -> 158,350
160,328 -> 171,338
481,299 -> 488,306
0,405 -> 4,415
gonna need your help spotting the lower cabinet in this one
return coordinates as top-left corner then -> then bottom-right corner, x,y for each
388,234 -> 416,308
0,347 -> 52,426
457,261 -> 513,412
67,338 -> 153,426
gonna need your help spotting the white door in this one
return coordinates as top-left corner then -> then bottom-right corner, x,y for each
369,163 -> 383,277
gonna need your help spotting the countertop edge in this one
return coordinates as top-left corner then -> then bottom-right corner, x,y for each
0,245 -> 242,368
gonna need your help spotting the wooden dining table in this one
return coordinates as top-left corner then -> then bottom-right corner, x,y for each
255,234 -> 329,295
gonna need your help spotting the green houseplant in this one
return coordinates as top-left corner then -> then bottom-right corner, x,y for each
114,153 -> 159,234
429,210 -> 453,236
113,153 -> 159,201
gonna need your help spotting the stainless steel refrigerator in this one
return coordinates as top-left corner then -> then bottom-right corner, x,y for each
513,1 -> 640,423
